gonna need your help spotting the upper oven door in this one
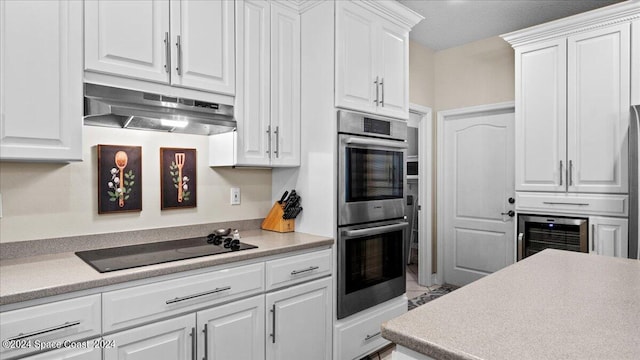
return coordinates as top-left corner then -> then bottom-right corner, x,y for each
338,134 -> 407,226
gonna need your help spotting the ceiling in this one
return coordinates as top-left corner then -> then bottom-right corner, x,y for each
399,0 -> 626,51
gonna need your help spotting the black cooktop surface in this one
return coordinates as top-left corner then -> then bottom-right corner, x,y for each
76,236 -> 258,273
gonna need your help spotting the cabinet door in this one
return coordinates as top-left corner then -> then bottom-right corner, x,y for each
0,0 -> 83,161
514,39 -> 567,192
335,1 -> 378,115
24,347 -> 101,360
84,0 -> 170,83
590,217 -> 628,258
377,20 -> 409,119
104,315 -> 195,360
235,0 -> 271,166
170,0 -> 235,94
567,24 -> 630,193
197,295 -> 265,360
266,277 -> 332,360
270,2 -> 301,166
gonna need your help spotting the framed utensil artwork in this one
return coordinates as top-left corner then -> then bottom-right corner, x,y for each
160,147 -> 197,209
97,145 -> 142,214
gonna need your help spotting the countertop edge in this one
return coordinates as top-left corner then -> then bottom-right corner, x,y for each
381,326 -> 479,360
0,237 -> 334,306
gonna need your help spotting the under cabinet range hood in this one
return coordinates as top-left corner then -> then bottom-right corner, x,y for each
84,83 -> 235,135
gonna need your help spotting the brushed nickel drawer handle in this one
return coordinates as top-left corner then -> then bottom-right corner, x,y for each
542,201 -> 589,206
165,286 -> 231,304
290,266 -> 319,276
7,321 -> 81,341
364,331 -> 381,341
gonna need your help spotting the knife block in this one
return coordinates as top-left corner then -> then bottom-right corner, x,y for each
261,202 -> 295,233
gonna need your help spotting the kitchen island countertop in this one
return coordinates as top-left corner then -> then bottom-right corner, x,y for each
0,230 -> 333,306
382,249 -> 640,360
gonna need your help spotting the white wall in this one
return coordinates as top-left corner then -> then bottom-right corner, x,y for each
0,126 -> 272,243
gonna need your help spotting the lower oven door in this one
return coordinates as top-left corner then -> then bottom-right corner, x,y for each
338,220 -> 408,319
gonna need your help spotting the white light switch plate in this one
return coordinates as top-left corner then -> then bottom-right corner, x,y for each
230,187 -> 240,205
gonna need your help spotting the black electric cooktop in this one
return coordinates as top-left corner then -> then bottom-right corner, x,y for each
76,236 -> 257,273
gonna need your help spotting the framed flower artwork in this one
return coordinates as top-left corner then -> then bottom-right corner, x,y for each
97,145 -> 142,214
160,147 -> 197,210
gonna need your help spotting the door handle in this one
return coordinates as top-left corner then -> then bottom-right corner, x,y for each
343,222 -> 408,237
380,77 -> 385,107
164,32 -> 170,73
374,76 -> 379,106
501,210 -> 515,217
274,126 -> 279,158
517,233 -> 524,261
569,160 -> 574,186
559,160 -> 563,186
266,125 -> 271,156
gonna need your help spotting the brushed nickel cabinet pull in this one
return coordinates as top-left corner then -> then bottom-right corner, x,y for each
164,32 -> 170,73
6,321 -> 81,341
559,160 -> 563,186
364,331 -> 381,341
290,266 -> 319,276
569,160 -> 574,186
202,324 -> 208,360
270,304 -> 276,343
190,327 -> 196,360
542,201 -> 589,206
592,224 -> 596,252
374,76 -> 379,106
266,125 -> 271,155
176,35 -> 182,75
274,126 -> 279,158
380,77 -> 385,107
165,286 -> 231,304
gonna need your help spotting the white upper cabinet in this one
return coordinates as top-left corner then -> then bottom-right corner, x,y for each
84,0 -> 170,84
335,1 -> 416,120
0,0 -> 83,162
85,0 -> 234,95
567,24 -> 630,193
515,39 -> 567,192
211,0 -> 300,167
506,4 -> 637,195
170,0 -> 235,94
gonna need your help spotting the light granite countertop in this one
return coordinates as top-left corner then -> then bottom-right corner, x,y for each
0,230 -> 333,306
382,249 -> 640,360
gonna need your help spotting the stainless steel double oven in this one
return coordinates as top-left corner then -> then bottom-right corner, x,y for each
337,110 -> 408,319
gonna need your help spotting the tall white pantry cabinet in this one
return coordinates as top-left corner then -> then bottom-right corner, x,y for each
503,1 -> 640,258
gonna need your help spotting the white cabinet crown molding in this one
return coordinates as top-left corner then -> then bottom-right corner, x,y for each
501,1 -> 640,47
355,0 -> 423,29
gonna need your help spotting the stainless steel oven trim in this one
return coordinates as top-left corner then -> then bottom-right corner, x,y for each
337,220 -> 408,319
338,133 -> 407,226
517,214 -> 589,261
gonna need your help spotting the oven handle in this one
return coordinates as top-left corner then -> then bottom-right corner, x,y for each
344,137 -> 408,149
343,222 -> 409,237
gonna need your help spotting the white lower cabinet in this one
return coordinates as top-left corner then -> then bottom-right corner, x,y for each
104,314 -> 195,360
265,277 -> 332,360
23,346 -> 101,360
197,295 -> 265,360
589,217 -> 628,258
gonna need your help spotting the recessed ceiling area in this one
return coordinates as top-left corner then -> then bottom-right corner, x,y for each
399,0 -> 625,51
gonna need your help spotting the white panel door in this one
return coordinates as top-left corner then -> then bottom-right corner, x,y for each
266,277 -> 332,360
335,1 -> 377,114
567,24 -> 630,193
515,39 -> 567,192
84,0 -> 170,83
103,315 -> 194,360
25,347 -> 101,360
590,217 -> 628,258
170,0 -> 235,94
443,109 -> 515,286
197,295 -> 265,360
377,20 -> 409,119
270,2 -> 300,166
235,0 -> 271,166
0,0 -> 83,161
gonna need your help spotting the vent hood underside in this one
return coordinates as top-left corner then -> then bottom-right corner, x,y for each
84,83 -> 235,136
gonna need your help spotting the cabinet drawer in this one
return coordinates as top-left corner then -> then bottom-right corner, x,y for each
515,192 -> 628,216
265,249 -> 332,290
336,297 -> 406,360
0,294 -> 101,360
102,263 -> 264,332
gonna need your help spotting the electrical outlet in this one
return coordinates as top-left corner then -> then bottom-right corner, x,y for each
230,187 -> 241,205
